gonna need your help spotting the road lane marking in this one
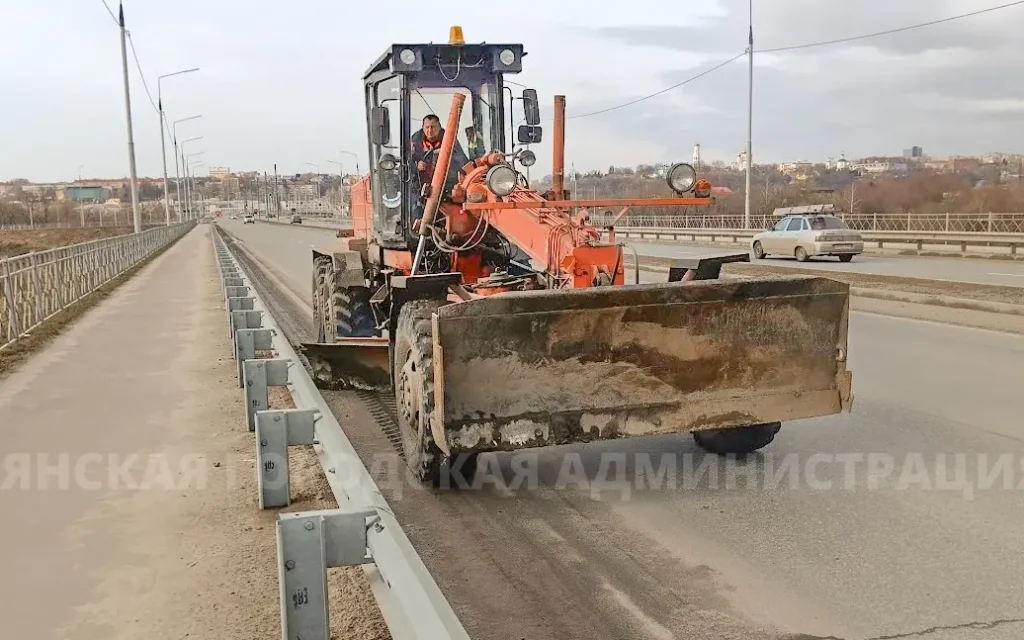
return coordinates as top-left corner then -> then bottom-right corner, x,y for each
987,272 -> 1024,278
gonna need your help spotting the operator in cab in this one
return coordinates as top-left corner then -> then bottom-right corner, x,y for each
409,114 -> 471,230
409,114 -> 470,187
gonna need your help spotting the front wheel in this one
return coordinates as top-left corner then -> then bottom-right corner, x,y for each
752,241 -> 766,259
794,246 -> 809,262
693,422 -> 782,456
838,254 -> 854,263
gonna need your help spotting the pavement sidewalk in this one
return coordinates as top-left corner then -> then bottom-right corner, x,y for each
0,224 -> 387,640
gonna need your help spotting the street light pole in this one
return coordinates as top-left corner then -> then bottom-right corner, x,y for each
172,115 -> 201,220
118,3 -> 141,233
180,138 -> 203,218
744,0 -> 753,229
338,149 -> 360,177
187,153 -> 205,217
190,162 -> 205,217
158,68 -> 200,226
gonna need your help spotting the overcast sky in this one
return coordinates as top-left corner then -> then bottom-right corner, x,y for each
2,0 -> 1023,182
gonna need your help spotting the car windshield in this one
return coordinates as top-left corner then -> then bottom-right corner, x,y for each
808,216 -> 848,230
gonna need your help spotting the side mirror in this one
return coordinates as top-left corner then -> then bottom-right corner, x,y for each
518,125 -> 543,145
522,89 -> 541,126
370,106 -> 390,145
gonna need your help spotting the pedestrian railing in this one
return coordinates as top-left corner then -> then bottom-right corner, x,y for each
0,221 -> 196,350
596,213 -> 1024,234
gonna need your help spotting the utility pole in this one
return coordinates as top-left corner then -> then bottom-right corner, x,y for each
273,164 -> 280,217
182,149 -> 190,218
744,0 -> 753,230
77,165 -> 85,227
118,3 -> 141,233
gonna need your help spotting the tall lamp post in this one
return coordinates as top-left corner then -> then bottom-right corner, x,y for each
117,2 -> 140,233
744,0 -> 754,229
158,68 -> 200,226
338,149 -> 360,177
325,160 -> 342,213
186,152 -> 205,217
172,116 -> 202,220
190,161 -> 206,217
180,138 -> 203,218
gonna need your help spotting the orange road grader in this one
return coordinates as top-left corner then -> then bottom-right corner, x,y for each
303,28 -> 853,485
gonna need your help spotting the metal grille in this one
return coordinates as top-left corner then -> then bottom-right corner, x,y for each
1,221 -> 196,350
594,213 -> 1024,234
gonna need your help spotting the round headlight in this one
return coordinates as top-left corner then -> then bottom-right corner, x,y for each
399,49 -> 416,65
666,162 -> 697,193
518,149 -> 537,167
379,153 -> 398,171
485,164 -> 517,197
499,49 -> 516,65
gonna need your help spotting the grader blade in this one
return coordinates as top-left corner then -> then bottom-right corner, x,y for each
430,275 -> 852,454
300,337 -> 391,391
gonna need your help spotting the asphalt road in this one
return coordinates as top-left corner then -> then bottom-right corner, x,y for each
222,219 -> 1024,639
632,240 -> 1024,288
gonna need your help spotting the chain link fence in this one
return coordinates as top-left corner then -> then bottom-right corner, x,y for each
1,221 -> 196,350
596,213 -> 1024,234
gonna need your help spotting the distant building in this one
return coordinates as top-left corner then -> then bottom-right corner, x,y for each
63,186 -> 111,202
835,154 -> 849,171
849,161 -> 891,174
209,166 -> 232,181
777,161 -> 814,176
692,142 -> 701,168
902,146 -> 923,158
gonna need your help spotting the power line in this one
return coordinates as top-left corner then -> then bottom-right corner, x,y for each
126,33 -> 159,114
761,0 -> 1024,53
100,0 -> 117,25
568,52 -> 745,119
570,1 -> 1024,120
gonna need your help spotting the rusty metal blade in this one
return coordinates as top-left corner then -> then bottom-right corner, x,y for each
300,337 -> 391,391
431,276 -> 852,453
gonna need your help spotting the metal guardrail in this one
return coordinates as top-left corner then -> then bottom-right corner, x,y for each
596,213 -> 1024,234
610,226 -> 1024,254
212,229 -> 469,640
0,221 -> 196,350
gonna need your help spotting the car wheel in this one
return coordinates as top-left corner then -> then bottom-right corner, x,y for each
838,254 -> 854,263
752,241 -> 765,259
795,246 -> 809,262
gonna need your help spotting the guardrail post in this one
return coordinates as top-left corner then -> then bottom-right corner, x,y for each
235,326 -> 273,384
255,408 -> 317,509
224,277 -> 245,287
227,296 -> 256,336
226,285 -> 250,299
1,259 -> 18,341
276,509 -> 376,640
243,358 -> 290,432
988,212 -> 994,233
231,311 -> 263,359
